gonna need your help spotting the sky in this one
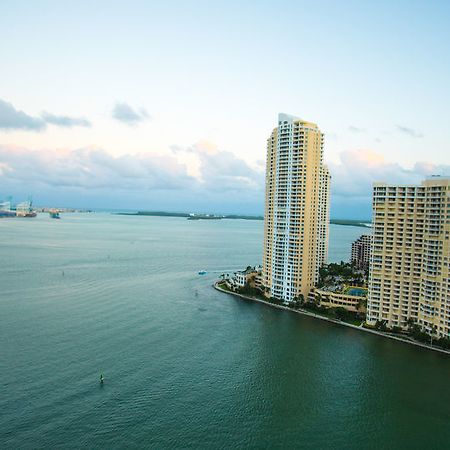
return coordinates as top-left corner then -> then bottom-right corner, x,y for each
0,0 -> 449,219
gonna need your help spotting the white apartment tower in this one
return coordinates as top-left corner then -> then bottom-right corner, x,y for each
367,177 -> 450,338
262,113 -> 330,302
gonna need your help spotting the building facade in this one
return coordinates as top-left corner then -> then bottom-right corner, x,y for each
233,267 -> 259,288
310,286 -> 367,313
262,113 -> 330,302
367,177 -> 450,338
351,234 -> 372,270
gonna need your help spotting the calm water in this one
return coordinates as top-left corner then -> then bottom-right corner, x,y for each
1,214 -> 449,449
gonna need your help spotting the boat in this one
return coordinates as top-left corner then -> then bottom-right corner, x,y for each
16,200 -> 37,217
100,374 -> 104,384
0,211 -> 15,218
0,201 -> 16,218
198,270 -> 207,275
49,210 -> 61,219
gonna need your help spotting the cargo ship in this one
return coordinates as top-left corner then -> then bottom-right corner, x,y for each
0,201 -> 16,218
16,200 -> 37,218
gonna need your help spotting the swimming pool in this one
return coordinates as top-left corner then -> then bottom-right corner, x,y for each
346,287 -> 367,297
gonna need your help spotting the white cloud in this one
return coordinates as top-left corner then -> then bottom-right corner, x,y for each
0,142 -> 265,212
185,141 -> 264,191
2,143 -> 446,218
0,99 -> 46,131
0,145 -> 193,191
348,126 -> 366,133
396,125 -> 423,138
111,102 -> 149,125
328,149 -> 450,218
0,98 -> 92,131
41,112 -> 91,128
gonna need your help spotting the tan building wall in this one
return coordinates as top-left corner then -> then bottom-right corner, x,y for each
262,113 -> 330,302
313,287 -> 366,313
367,177 -> 450,338
262,127 -> 277,294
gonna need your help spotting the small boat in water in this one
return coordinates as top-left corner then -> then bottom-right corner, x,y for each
49,210 -> 61,219
100,374 -> 104,384
198,270 -> 207,275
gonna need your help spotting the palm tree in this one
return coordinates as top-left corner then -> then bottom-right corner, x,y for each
430,324 -> 438,346
316,293 -> 322,306
406,318 -> 415,332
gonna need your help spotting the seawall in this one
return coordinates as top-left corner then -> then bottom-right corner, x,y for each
213,282 -> 450,356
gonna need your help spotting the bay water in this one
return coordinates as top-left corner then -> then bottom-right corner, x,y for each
1,214 -> 449,448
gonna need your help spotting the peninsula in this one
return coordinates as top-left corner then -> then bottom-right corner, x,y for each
116,211 -> 370,227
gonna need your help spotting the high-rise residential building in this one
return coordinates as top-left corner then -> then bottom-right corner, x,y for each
351,234 -> 372,270
367,177 -> 450,338
262,113 -> 330,303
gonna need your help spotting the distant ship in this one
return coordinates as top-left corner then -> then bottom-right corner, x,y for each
16,200 -> 37,218
49,210 -> 61,219
198,270 -> 207,275
0,201 -> 16,218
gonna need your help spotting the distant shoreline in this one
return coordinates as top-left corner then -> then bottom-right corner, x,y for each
116,211 -> 264,220
115,211 -> 370,227
330,219 -> 371,228
213,282 -> 450,356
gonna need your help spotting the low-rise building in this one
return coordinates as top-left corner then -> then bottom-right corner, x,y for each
310,285 -> 367,313
232,267 -> 261,288
254,272 -> 264,290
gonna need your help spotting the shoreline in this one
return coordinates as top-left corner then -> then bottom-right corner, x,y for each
113,212 -> 369,227
213,282 -> 450,356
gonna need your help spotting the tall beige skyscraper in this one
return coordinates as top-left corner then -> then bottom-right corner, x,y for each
367,177 -> 450,338
262,113 -> 330,303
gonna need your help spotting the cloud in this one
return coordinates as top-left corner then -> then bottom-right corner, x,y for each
112,102 -> 149,125
328,149 -> 449,218
0,161 -> 12,176
0,145 -> 193,191
412,161 -> 450,177
41,112 -> 91,128
396,125 -> 423,138
193,143 -> 263,191
348,126 -> 366,133
325,132 -> 339,141
330,150 -> 411,198
0,98 -> 92,131
172,140 -> 264,192
0,99 -> 46,131
4,142 -> 445,219
0,142 -> 264,213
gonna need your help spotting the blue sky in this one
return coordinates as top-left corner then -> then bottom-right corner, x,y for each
0,0 -> 449,218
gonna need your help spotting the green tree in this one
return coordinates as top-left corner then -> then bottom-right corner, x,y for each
430,324 -> 438,346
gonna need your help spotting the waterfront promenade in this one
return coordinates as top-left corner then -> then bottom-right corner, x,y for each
214,281 -> 450,356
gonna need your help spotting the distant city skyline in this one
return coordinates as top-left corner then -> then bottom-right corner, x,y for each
1,0 -> 449,218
